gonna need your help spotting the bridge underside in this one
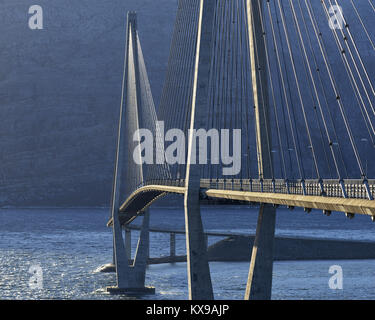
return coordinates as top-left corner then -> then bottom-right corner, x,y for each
107,185 -> 185,227
206,190 -> 375,217
107,183 -> 375,227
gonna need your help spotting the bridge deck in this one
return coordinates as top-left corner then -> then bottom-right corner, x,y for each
107,179 -> 375,227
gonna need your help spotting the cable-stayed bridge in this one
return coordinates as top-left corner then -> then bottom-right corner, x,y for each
106,0 -> 375,300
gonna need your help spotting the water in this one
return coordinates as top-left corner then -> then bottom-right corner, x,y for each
0,206 -> 375,300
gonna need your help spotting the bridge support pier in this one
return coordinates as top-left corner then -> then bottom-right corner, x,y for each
107,209 -> 154,295
106,11 -> 154,296
170,233 -> 176,258
184,197 -> 213,300
131,209 -> 152,290
125,227 -> 132,261
245,204 -> 276,300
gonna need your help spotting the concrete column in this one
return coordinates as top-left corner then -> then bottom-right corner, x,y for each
245,0 -> 276,300
184,0 -> 216,300
170,233 -> 176,258
130,11 -> 146,181
112,236 -> 115,265
107,12 -> 154,295
112,217 -> 130,290
125,228 -> 132,261
133,209 -> 151,288
108,12 -> 135,292
245,204 -> 276,300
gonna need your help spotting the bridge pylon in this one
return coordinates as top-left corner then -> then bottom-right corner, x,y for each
244,0 -> 276,300
184,0 -> 217,300
106,11 -> 154,296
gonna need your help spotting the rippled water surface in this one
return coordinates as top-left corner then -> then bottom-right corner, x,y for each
0,206 -> 375,300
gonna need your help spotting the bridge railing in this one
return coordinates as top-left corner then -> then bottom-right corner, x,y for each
140,179 -> 375,200
200,179 -> 375,200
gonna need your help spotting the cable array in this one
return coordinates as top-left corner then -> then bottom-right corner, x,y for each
119,1 -> 375,201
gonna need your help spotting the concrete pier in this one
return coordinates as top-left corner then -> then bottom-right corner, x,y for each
125,228 -> 132,260
245,204 -> 276,300
106,12 -> 154,295
107,210 -> 155,295
170,233 -> 176,258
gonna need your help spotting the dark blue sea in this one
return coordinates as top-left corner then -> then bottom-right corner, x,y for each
0,206 -> 375,300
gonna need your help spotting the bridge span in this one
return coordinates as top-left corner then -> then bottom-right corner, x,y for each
107,179 -> 375,227
106,0 -> 375,300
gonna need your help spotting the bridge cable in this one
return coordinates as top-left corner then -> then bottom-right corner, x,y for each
255,0 -> 287,180
295,0 -> 347,180
302,0 -> 350,180
247,0 -> 275,181
332,0 -> 375,102
349,0 -> 375,52
267,1 -> 305,181
212,0 -> 226,182
318,1 -> 370,177
240,2 -> 253,182
157,0 -> 184,181
180,0 -> 201,182
287,0 -> 335,180
306,1 -> 366,180
272,0 -> 307,181
276,0 -> 321,184
369,0 -> 375,13
324,1 -> 375,134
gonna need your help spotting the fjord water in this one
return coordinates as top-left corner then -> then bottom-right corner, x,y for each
0,206 -> 375,300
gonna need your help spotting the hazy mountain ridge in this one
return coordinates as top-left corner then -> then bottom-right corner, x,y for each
0,0 -> 177,206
